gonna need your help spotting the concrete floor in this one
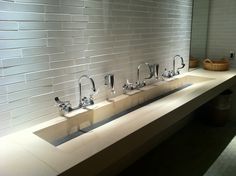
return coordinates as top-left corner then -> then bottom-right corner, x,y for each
119,118 -> 236,176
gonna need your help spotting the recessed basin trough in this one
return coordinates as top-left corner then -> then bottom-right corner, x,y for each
34,75 -> 214,146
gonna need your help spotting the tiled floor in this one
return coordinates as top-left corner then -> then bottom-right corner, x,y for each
119,118 -> 236,176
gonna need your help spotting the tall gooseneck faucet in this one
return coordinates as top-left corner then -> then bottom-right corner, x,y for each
54,75 -> 97,115
78,75 -> 97,108
173,55 -> 185,75
123,62 -> 155,92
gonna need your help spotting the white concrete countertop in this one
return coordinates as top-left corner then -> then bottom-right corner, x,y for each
1,68 -> 236,176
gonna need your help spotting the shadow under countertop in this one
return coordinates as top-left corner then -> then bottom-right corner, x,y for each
119,119 -> 236,176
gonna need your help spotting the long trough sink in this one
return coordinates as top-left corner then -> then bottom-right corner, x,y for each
34,75 -> 214,146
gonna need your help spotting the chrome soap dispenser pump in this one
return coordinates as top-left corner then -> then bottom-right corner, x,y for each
151,64 -> 159,80
104,73 -> 115,100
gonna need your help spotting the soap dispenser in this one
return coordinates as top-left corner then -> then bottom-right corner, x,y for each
104,74 -> 115,100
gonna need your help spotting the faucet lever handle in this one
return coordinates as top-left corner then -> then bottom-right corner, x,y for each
54,97 -> 72,113
55,97 -> 62,104
55,97 -> 70,106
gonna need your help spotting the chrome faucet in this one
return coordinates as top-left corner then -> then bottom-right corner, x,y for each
123,62 -> 155,92
54,75 -> 97,116
173,55 -> 185,75
161,55 -> 185,79
78,75 -> 97,108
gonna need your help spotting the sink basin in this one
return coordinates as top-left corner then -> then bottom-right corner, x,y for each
34,75 -> 213,146
34,109 -> 93,146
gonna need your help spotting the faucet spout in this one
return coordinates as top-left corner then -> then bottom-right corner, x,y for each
78,75 -> 97,108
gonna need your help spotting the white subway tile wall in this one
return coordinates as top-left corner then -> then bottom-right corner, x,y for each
207,0 -> 236,66
0,0 -> 192,136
